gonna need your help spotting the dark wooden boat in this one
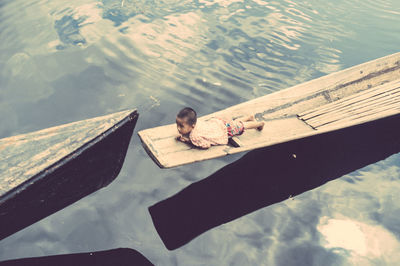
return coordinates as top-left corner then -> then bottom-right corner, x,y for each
0,109 -> 138,240
0,248 -> 153,266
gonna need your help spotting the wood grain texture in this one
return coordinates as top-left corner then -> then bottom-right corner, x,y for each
300,80 -> 400,129
300,80 -> 400,120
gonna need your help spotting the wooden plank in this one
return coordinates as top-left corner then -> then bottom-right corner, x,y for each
301,85 -> 400,122
309,101 -> 400,129
305,93 -> 400,126
138,124 -> 177,140
317,107 -> 400,131
230,117 -> 313,147
153,138 -> 191,154
138,132 -> 168,168
325,103 -> 400,127
300,85 -> 400,120
301,80 -> 400,124
225,117 -> 314,154
300,79 -> 400,120
309,100 -> 400,128
141,117 -> 315,168
160,145 -> 228,168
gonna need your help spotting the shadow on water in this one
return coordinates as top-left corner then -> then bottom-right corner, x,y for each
0,248 -> 153,266
149,114 -> 400,250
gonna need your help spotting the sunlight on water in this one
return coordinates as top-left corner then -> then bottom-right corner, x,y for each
0,0 -> 400,264
318,218 -> 400,263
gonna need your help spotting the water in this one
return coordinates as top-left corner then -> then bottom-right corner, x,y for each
1,0 -> 400,264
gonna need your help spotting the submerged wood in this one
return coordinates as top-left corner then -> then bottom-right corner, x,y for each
138,52 -> 400,168
0,109 -> 138,240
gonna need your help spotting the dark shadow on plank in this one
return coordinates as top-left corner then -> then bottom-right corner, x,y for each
149,114 -> 400,250
0,248 -> 153,266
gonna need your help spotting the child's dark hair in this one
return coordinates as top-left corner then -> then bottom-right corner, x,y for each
177,107 -> 197,125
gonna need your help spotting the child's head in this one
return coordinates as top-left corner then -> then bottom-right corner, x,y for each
176,107 -> 197,135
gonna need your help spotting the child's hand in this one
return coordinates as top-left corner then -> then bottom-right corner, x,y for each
176,135 -> 190,143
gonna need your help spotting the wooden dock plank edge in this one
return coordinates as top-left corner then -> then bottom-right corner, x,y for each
137,132 -> 167,168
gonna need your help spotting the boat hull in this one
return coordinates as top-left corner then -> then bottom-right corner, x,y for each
138,52 -> 400,168
0,248 -> 153,266
0,110 -> 138,240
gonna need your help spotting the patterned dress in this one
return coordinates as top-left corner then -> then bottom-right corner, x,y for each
189,118 -> 244,148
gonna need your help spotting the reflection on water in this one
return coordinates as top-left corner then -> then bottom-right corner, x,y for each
1,0 -> 400,264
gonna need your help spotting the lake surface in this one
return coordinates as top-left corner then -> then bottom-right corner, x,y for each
1,0 -> 400,265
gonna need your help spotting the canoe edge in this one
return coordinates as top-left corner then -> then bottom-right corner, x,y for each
0,109 -> 139,204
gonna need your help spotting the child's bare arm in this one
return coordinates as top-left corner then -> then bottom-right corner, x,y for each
177,135 -> 191,143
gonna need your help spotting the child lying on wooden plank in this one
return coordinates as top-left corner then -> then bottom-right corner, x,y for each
175,107 -> 264,149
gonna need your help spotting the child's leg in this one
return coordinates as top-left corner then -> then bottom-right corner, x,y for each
237,115 -> 255,122
243,121 -> 264,131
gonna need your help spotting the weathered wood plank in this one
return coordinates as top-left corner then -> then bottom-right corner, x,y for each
305,93 -> 400,126
301,86 -> 400,121
155,138 -> 191,154
299,79 -> 400,128
300,80 -> 400,120
138,124 -> 177,140
160,146 -> 228,168
224,117 -> 314,155
309,101 -> 400,129
317,108 -> 400,131
141,117 -> 315,168
138,133 -> 168,168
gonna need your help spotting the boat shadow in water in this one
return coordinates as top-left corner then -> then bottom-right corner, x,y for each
0,248 -> 153,266
149,113 -> 400,250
